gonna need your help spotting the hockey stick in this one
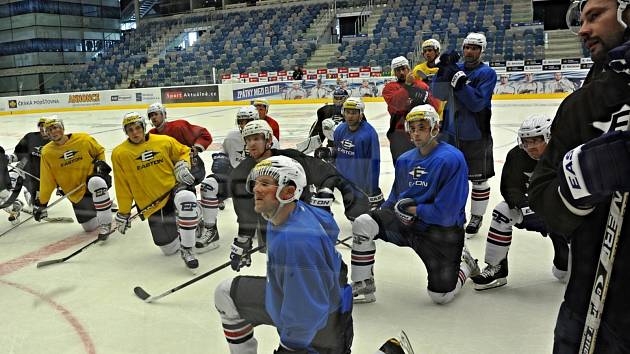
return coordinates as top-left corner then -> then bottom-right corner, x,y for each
20,209 -> 73,223
579,117 -> 630,353
9,166 -> 40,181
36,190 -> 172,268
337,235 -> 353,249
134,244 -> 265,303
0,183 -> 84,238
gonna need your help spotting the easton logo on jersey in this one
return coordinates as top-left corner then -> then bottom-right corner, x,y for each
58,150 -> 83,167
592,104 -> 630,133
60,150 -> 78,160
337,139 -> 356,156
408,166 -> 429,187
136,150 -> 164,170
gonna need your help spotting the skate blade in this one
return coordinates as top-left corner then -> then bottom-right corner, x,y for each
473,278 -> 507,291
353,293 -> 376,304
195,242 -> 220,254
187,267 -> 199,275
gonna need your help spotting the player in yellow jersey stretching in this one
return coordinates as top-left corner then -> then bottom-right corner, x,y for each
111,113 -> 201,273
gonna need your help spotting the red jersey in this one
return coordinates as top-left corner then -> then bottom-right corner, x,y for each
382,79 -> 441,130
149,120 -> 212,151
263,115 -> 280,140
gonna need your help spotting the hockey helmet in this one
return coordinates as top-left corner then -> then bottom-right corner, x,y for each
122,112 -> 146,133
251,98 -> 269,109
236,105 -> 260,126
404,104 -> 440,132
342,97 -> 365,116
517,114 -> 553,149
422,39 -> 441,53
241,119 -> 273,141
391,56 -> 410,70
246,155 -> 307,204
566,0 -> 629,33
43,117 -> 64,131
463,32 -> 487,52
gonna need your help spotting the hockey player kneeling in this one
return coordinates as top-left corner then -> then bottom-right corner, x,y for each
112,113 -> 202,273
37,118 -> 114,240
214,156 -> 353,354
350,105 -> 480,305
471,115 -> 570,290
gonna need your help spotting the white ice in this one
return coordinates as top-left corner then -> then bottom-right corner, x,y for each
0,99 -> 565,354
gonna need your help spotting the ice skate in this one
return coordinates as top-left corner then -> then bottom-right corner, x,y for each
461,245 -> 480,278
180,247 -> 199,274
352,277 -> 376,304
6,200 -> 23,225
97,223 -> 113,241
465,215 -> 483,237
471,258 -> 508,291
196,224 -> 220,253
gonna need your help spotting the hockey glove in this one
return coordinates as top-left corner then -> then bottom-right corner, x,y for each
115,213 -> 131,235
394,198 -> 416,226
93,160 -> 112,176
174,160 -> 195,186
404,85 -> 430,107
230,236 -> 253,272
211,152 -> 232,175
314,146 -> 335,161
368,188 -> 384,210
515,202 -> 547,235
558,130 -> 630,215
33,203 -> 48,222
310,187 -> 334,208
322,118 -> 338,142
438,50 -> 461,66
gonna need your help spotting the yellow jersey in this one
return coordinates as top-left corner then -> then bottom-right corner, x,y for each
412,62 -> 439,82
40,133 -> 105,204
111,133 -> 190,217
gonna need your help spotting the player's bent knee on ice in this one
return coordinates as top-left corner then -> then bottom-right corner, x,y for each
214,278 -> 240,321
427,289 -> 456,305
80,217 -> 99,232
351,214 -> 379,246
159,238 -> 180,256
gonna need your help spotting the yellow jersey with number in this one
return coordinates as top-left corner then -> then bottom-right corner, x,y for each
40,133 -> 105,204
111,133 -> 190,217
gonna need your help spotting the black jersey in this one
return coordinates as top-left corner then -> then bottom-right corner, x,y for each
529,68 -> 630,337
309,104 -> 343,147
13,132 -> 49,177
500,146 -> 537,209
229,148 -> 370,237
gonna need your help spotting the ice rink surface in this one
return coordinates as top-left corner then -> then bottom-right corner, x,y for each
0,99 -> 567,354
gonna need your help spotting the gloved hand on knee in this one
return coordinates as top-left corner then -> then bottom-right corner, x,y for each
394,198 -> 416,226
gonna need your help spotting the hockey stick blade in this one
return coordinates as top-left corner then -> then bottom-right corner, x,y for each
133,245 -> 265,303
400,330 -> 415,354
36,259 -> 64,268
133,286 -> 151,301
43,216 -> 74,223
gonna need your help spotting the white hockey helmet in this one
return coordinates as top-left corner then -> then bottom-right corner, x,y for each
147,102 -> 166,118
517,114 -> 553,149
463,32 -> 487,52
122,112 -> 146,133
236,105 -> 260,125
404,104 -> 440,132
241,119 -> 273,141
391,56 -> 410,70
246,155 -> 307,204
566,0 -> 629,33
422,39 -> 441,52
342,97 -> 365,116
251,98 -> 270,109
43,116 -> 64,131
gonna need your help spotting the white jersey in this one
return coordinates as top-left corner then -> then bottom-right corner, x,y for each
221,129 -> 280,168
310,86 -> 330,99
545,79 -> 575,93
285,88 -> 307,100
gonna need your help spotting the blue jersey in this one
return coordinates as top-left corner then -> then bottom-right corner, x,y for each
435,62 -> 496,141
333,120 -> 380,194
265,201 -> 345,350
382,142 -> 468,227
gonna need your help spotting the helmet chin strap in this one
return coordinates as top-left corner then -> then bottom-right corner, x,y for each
414,127 -> 439,150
